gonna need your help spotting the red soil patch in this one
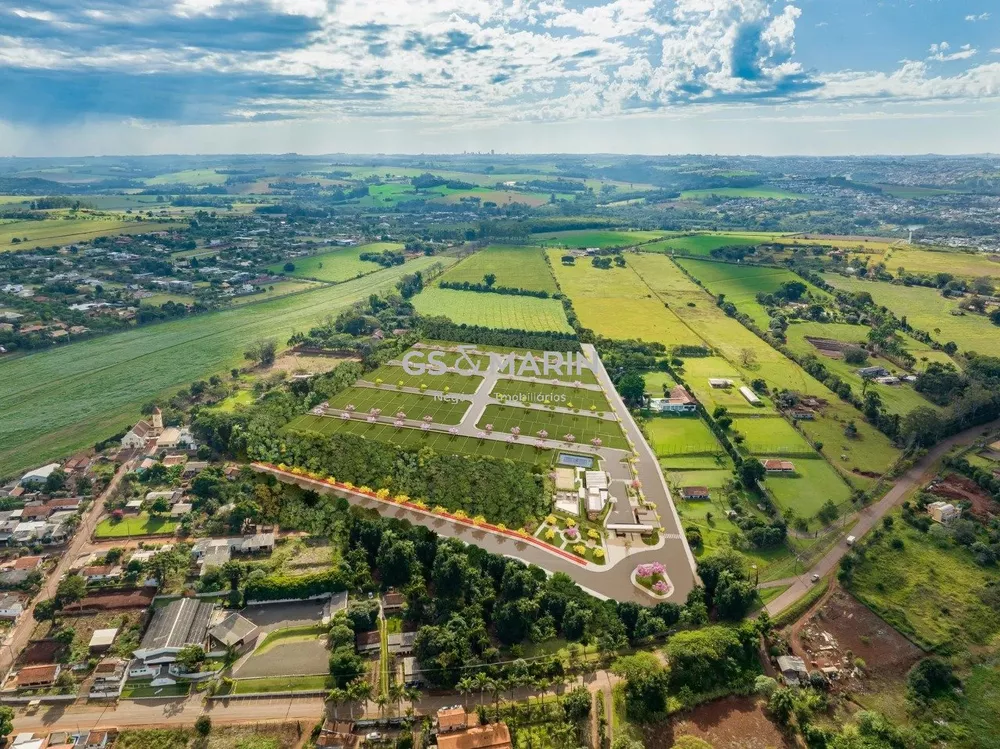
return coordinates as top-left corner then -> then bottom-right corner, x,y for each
664,696 -> 795,749
62,587 -> 155,613
930,474 -> 998,519
20,639 -> 63,665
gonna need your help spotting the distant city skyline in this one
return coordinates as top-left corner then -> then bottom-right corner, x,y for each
1,0 -> 999,156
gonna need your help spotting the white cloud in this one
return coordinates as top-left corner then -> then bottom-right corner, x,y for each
964,13 -> 990,23
927,42 -> 977,62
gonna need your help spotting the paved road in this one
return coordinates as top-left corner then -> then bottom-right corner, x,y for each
1,461 -> 130,677
764,418 -> 1000,615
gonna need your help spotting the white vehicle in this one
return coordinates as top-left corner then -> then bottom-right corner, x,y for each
846,535 -> 856,546
811,574 -> 820,583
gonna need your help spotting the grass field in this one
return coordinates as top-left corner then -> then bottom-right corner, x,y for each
824,274 -> 999,354
140,292 -> 197,307
476,404 -> 628,449
325,386 -> 470,424
0,255 -> 454,477
439,245 -> 558,293
0,215 -> 179,252
489,379 -> 612,414
881,247 -> 1000,279
642,371 -> 678,394
364,364 -> 485,394
645,416 -> 724,457
95,513 -> 178,538
642,231 -> 791,256
270,242 -> 404,282
232,674 -> 332,694
411,287 -> 573,332
765,458 -> 854,522
679,187 -> 808,200
228,280 -> 321,305
732,417 -> 816,456
286,413 -> 552,466
534,230 -> 665,248
848,514 -> 1000,650
547,251 -> 704,347
145,169 -> 227,186
207,390 -> 255,412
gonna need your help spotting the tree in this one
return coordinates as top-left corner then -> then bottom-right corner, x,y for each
175,645 -> 206,673
44,469 -> 67,494
907,657 -> 959,702
617,371 -> 646,406
843,345 -> 868,365
283,262 -> 295,273
195,716 -> 212,736
754,675 -> 778,698
33,599 -> 58,622
482,273 -> 497,288
329,646 -> 366,688
0,706 -> 13,741
738,348 -> 757,368
768,687 -> 795,726
150,496 -> 171,516
900,407 -> 943,447
562,686 -> 592,722
737,458 -> 766,489
55,574 -> 86,607
244,339 -> 277,367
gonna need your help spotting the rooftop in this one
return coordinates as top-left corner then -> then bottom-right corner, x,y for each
138,598 -> 214,652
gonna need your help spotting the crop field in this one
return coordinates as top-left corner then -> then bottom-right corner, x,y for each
411,287 -> 573,332
732,417 -> 815,456
476,404 -> 628,449
824,274 -> 999,354
0,196 -> 30,205
439,245 -> 558,293
145,168 -> 227,185
848,515 -> 1000,650
784,321 -> 940,415
489,379 -> 612,413
270,242 -> 404,282
228,280 -> 322,305
547,252 -> 704,346
765,458 -> 854,522
432,189 -> 552,207
645,416 -> 723,457
324,386 -> 470,424
363,364 -> 484,394
0,215 -> 180,253
286,413 -> 551,466
0,255 -> 454,476
679,187 -> 808,200
533,230 -> 665,248
881,247 -> 1000,279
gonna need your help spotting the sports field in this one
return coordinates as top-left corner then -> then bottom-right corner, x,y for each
271,243 -> 404,283
411,288 -> 573,332
439,245 -> 558,293
325,387 -> 470,425
0,256 -> 454,476
489,379 -> 612,414
547,251 -> 703,346
476,404 -> 628,449
285,413 -> 552,466
533,230 -> 664,248
0,215 -> 179,253
645,416 -> 723,457
732,417 -> 815,456
765,458 -> 854,523
679,187 -> 808,201
824,274 -> 998,354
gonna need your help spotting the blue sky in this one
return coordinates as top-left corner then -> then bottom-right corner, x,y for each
0,0 -> 998,155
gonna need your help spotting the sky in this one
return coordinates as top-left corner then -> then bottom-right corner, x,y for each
1,0 -> 999,156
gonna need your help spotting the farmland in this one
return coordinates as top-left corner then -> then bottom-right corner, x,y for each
411,287 -> 573,332
439,245 -> 558,293
269,242 -> 404,283
880,246 -> 1000,279
534,229 -> 665,248
0,214 -> 180,252
642,231 -> 791,256
824,274 -> 999,354
547,251 -> 704,347
0,255 -> 454,476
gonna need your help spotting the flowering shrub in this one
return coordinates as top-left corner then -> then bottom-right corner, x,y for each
593,548 -> 605,559
587,529 -> 600,540
652,581 -> 670,595
545,515 -> 557,525
636,562 -> 666,578
566,518 -> 577,527
565,527 -> 579,540
545,529 -> 556,540
573,545 -> 587,556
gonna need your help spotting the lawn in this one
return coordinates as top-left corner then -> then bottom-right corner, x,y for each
254,623 -> 327,654
825,274 -> 1000,354
643,371 -> 678,394
533,229 -> 665,248
363,363 -> 485,394
489,379 -> 612,414
95,513 -> 178,538
207,390 -> 255,412
115,725 -> 302,749
0,255 -> 454,476
270,242 -> 404,282
733,417 -> 818,456
679,187 -> 808,200
324,386 -> 471,425
0,214 -> 180,253
411,287 -> 573,332
439,245 -> 558,293
765,458 -> 854,523
140,292 -> 197,307
286,413 -> 553,466
477,404 -> 628,449
121,681 -> 191,699
881,246 -> 1000,280
547,251 -> 704,347
645,416 -> 724,457
232,674 -> 332,694
848,515 -> 1000,651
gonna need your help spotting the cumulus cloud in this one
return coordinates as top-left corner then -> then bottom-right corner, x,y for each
927,42 -> 977,62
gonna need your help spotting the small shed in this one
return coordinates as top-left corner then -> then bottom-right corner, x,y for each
88,628 -> 118,654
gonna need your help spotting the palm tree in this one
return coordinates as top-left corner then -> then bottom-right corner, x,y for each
327,687 -> 348,719
348,678 -> 373,719
472,672 -> 491,709
375,692 -> 389,718
402,685 -> 421,713
456,676 -> 474,710
388,682 -> 404,717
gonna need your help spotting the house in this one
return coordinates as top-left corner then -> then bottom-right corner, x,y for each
171,503 -> 193,517
11,521 -> 48,544
436,723 -> 512,749
856,366 -> 889,379
927,501 -> 961,524
382,591 -> 406,614
437,707 -> 469,733
19,463 -> 61,488
46,497 -> 82,511
90,658 -> 128,698
156,427 -> 196,451
162,454 -> 188,467
16,664 -> 61,689
88,628 -> 118,654
316,721 -> 355,749
585,470 -> 608,490
649,385 -> 697,414
208,612 -> 260,653
0,592 -> 27,620
680,486 -> 710,500
121,420 -> 155,450
81,565 -> 123,583
789,409 -> 815,420
355,631 -> 381,654
20,504 -> 54,521
239,532 -> 275,553
402,656 -> 426,687
193,539 -> 232,573
145,490 -> 183,505
875,376 -> 900,385
387,631 -> 417,655
0,555 -> 44,585
130,598 -> 215,679
777,655 -> 809,687
708,378 -> 733,388
124,499 -> 144,514
739,386 -> 762,406
84,729 -> 117,749
763,460 -> 796,473
585,488 -> 606,520
182,461 -> 209,479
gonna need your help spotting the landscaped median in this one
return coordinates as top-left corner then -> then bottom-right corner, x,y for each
253,462 -> 590,567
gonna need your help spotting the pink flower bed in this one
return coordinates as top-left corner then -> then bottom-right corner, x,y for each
634,562 -> 672,597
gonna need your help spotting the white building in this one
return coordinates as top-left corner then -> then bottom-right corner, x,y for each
0,592 -> 26,620
19,463 -> 61,487
927,501 -> 961,524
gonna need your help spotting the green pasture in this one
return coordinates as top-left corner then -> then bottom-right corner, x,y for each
411,288 -> 573,333
0,214 -> 179,253
439,245 -> 558,293
324,386 -> 470,425
476,404 -> 628,450
765,457 -> 854,523
95,513 -> 179,539
0,256 -> 454,476
270,242 -> 404,283
732,417 -> 816,456
228,280 -> 321,305
642,231 -> 791,256
660,454 -> 734,471
533,230 -> 665,248
645,416 -> 723,457
642,371 -> 678,394
882,246 -> 1000,280
489,379 -> 612,414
